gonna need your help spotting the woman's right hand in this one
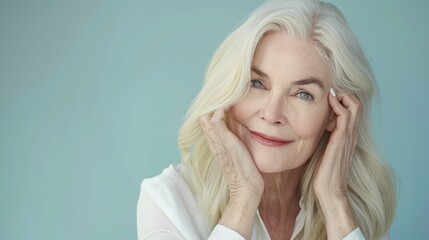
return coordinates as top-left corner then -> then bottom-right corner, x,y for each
200,109 -> 264,239
199,109 -> 264,198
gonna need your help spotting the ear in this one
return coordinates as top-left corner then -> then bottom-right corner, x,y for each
325,111 -> 336,132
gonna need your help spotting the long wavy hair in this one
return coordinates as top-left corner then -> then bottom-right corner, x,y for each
178,0 -> 396,239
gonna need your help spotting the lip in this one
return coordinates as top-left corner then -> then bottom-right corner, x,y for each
249,130 -> 293,147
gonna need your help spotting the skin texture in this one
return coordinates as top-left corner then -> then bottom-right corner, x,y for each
199,31 -> 360,240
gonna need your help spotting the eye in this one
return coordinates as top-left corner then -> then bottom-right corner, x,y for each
296,91 -> 313,101
250,80 -> 265,89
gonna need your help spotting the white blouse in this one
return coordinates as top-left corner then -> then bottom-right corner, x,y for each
137,165 -> 368,240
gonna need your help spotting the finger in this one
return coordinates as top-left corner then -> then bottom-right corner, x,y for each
199,113 -> 227,160
208,109 -> 234,140
339,94 -> 361,131
328,89 -> 350,134
199,109 -> 226,134
199,114 -> 215,137
211,109 -> 226,123
199,110 -> 233,161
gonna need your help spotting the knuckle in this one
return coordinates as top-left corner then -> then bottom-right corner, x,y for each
335,130 -> 348,139
213,149 -> 227,160
349,96 -> 361,108
339,111 -> 351,122
352,101 -> 361,113
210,117 -> 220,126
355,99 -> 362,109
211,114 -> 225,125
199,115 -> 209,127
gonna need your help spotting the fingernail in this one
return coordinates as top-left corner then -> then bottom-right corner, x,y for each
329,88 -> 336,97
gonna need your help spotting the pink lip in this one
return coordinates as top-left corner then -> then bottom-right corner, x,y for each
249,130 -> 293,147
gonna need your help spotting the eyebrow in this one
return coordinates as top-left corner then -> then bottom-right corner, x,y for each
251,67 -> 325,89
294,78 -> 325,89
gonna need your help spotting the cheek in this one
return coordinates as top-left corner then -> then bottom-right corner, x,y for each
227,95 -> 258,122
226,100 -> 253,133
288,104 -> 330,138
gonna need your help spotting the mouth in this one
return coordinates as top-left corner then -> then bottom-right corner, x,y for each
249,130 -> 293,147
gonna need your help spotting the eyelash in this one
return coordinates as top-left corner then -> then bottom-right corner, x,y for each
296,91 -> 314,101
250,79 -> 265,89
250,80 -> 314,101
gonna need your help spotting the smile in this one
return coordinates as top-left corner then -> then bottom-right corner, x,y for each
249,130 -> 293,147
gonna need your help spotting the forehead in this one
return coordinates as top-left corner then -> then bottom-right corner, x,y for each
252,31 -> 331,86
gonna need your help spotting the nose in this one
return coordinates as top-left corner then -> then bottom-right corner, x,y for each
260,93 -> 287,125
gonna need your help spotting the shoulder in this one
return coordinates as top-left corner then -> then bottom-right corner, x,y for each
140,165 -> 198,213
137,165 -> 210,239
140,165 -> 187,200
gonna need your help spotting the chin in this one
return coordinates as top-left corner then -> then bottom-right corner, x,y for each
251,153 -> 308,174
252,156 -> 289,173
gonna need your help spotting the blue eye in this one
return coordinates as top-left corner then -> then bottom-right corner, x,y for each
297,91 -> 313,101
250,80 -> 265,89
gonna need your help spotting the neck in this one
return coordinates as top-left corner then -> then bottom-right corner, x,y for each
258,165 -> 306,239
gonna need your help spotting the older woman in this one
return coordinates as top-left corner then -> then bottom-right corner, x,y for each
137,0 -> 396,239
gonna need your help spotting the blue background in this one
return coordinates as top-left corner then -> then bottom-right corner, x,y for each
0,0 -> 428,239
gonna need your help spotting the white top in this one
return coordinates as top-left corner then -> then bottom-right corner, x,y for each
137,165 -> 368,240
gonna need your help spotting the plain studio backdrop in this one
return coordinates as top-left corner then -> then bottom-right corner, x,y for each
0,0 -> 428,239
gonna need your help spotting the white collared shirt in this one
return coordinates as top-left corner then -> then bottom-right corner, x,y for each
137,165 -> 369,240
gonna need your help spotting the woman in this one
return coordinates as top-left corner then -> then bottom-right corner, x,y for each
137,0 -> 396,239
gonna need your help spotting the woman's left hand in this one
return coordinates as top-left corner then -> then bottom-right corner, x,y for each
313,89 -> 361,239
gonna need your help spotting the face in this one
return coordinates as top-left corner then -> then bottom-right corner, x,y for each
227,31 -> 334,173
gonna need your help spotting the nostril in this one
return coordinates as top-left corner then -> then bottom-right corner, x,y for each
260,113 -> 286,125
